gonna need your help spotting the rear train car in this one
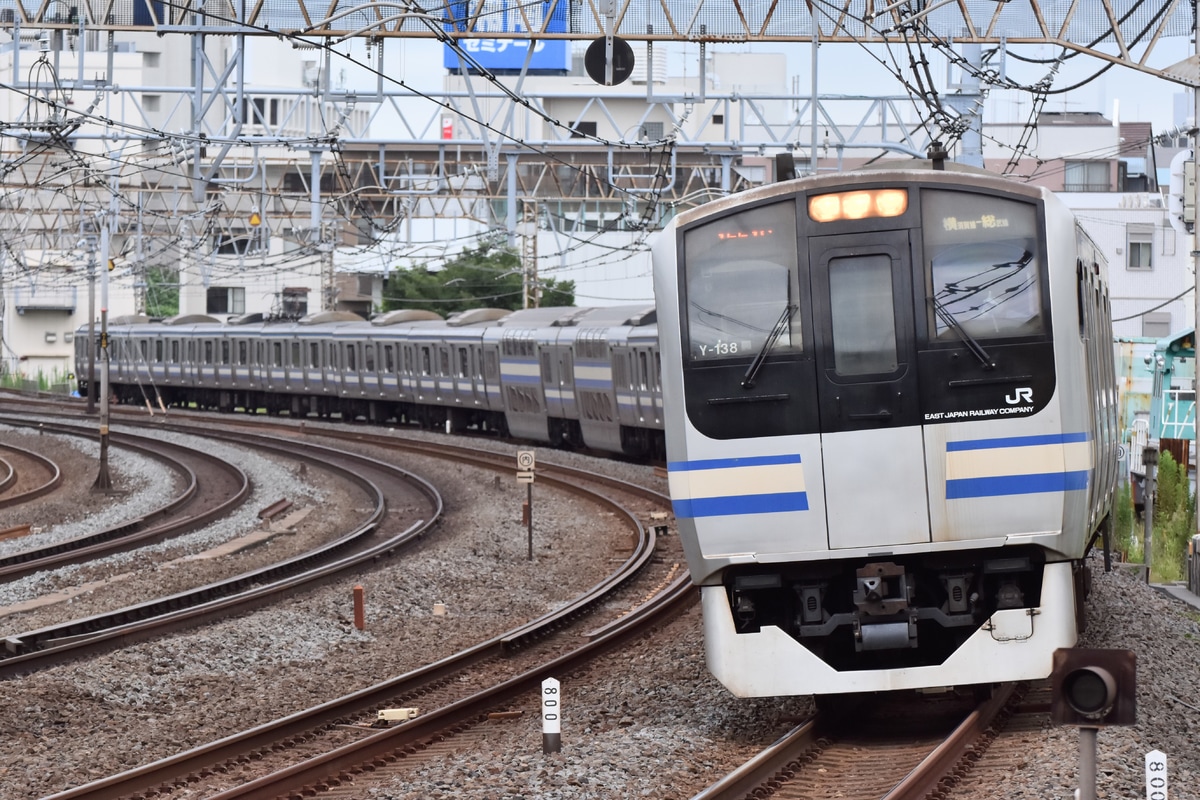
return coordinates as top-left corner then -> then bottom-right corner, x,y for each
652,161 -> 1118,697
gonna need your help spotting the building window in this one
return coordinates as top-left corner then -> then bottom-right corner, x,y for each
1063,161 -> 1110,192
207,287 -> 245,315
1143,311 -> 1171,338
1127,224 -> 1154,271
570,121 -> 597,138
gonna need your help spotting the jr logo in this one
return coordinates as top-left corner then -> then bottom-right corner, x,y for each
1005,387 -> 1033,405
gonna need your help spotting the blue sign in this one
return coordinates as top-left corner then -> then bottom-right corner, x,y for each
442,0 -> 570,73
444,39 -> 570,72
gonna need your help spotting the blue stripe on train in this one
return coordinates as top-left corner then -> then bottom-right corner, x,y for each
673,491 -> 809,518
946,470 -> 1089,499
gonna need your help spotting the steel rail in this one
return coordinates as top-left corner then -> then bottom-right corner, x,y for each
0,439 -> 62,509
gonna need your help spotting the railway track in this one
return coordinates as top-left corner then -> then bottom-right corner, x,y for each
0,438 -> 62,509
32,420 -> 685,799
0,422 -> 439,677
0,417 -> 250,581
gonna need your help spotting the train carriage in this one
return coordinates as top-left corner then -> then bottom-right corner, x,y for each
652,158 -> 1117,697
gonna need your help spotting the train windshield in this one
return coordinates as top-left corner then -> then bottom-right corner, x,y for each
682,200 -> 800,363
922,191 -> 1043,341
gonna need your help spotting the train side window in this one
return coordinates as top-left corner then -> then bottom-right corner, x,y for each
155,340 -> 164,362
923,190 -> 1043,341
421,347 -> 432,376
309,342 -> 320,368
439,348 -> 450,376
346,345 -> 357,371
187,341 -> 195,362
829,253 -> 899,376
290,342 -> 300,367
139,340 -> 148,360
221,341 -> 231,365
458,347 -> 469,378
484,350 -> 499,381
682,200 -> 801,362
273,342 -> 283,367
384,344 -> 395,372
328,344 -> 338,370
204,340 -> 213,364
540,352 -> 552,382
237,341 -> 247,365
170,340 -> 179,363
638,351 -> 649,389
365,344 -> 376,372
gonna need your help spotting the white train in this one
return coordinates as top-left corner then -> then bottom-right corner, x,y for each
651,159 -> 1119,697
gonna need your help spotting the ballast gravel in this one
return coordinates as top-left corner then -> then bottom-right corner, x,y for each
0,422 -> 1197,800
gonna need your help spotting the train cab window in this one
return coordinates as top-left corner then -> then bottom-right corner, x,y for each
682,200 -> 801,363
922,191 -> 1043,341
829,254 -> 899,376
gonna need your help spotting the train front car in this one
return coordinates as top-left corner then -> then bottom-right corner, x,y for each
653,163 -> 1116,697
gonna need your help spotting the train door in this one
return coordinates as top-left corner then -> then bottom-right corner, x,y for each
807,231 -> 930,549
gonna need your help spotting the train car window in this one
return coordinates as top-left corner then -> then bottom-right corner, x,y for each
221,341 -> 231,365
421,347 -> 432,376
346,345 -> 357,371
922,191 -> 1043,341
290,342 -> 300,367
187,341 -> 195,362
204,341 -> 213,364
328,344 -> 338,369
255,341 -> 265,365
639,351 -> 649,389
365,344 -> 376,372
458,348 -> 469,378
828,253 -> 899,376
309,342 -> 320,368
540,352 -> 552,382
484,350 -> 499,381
139,341 -> 148,360
273,342 -> 283,367
682,200 -> 800,362
155,340 -> 164,362
171,340 -> 179,363
383,345 -> 395,372
237,341 -> 247,365
439,348 -> 450,376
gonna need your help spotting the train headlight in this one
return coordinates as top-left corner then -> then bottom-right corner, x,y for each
807,188 -> 909,222
1051,648 -> 1136,727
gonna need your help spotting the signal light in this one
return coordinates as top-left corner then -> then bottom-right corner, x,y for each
1051,648 -> 1136,727
808,188 -> 908,222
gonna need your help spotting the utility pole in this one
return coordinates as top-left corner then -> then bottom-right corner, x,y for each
520,199 -> 538,309
85,231 -> 97,415
92,172 -> 118,493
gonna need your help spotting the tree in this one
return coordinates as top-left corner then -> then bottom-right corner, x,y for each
145,266 -> 180,318
382,243 -> 574,316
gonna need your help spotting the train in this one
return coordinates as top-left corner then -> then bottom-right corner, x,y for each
75,155 -> 1118,700
651,156 -> 1119,697
74,304 -> 664,458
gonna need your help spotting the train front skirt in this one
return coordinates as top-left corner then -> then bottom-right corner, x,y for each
702,561 -> 1076,696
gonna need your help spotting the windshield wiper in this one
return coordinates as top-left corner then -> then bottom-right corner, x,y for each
742,303 -> 797,389
929,296 -> 995,370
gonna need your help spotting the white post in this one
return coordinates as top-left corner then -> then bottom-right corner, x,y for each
1145,749 -> 1168,800
541,677 -> 561,754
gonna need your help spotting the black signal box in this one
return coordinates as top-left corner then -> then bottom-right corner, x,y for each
1050,648 -> 1136,727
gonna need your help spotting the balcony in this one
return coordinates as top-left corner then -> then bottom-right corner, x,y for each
13,287 -> 77,314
